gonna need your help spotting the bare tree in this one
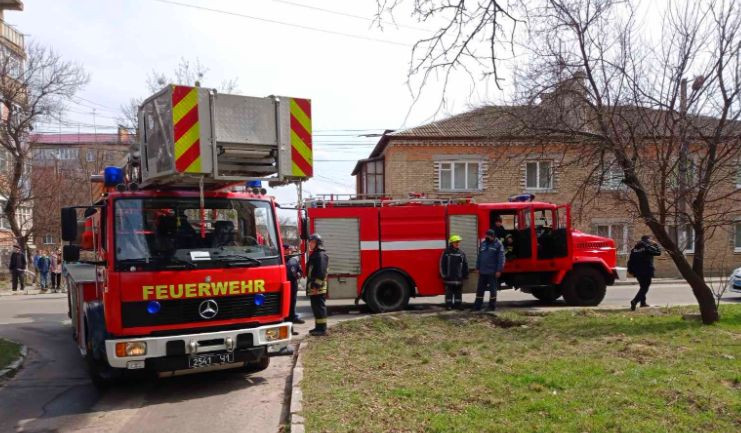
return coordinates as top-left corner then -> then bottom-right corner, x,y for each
118,57 -> 239,130
387,0 -> 741,324
0,43 -> 88,254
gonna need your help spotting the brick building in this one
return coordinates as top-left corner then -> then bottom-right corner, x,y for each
352,105 -> 741,278
29,131 -> 131,251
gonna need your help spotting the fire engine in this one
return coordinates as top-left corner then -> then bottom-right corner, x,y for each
61,85 -> 312,384
302,194 -> 625,312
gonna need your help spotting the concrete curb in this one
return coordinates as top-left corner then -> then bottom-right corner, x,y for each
289,341 -> 306,433
0,341 -> 27,380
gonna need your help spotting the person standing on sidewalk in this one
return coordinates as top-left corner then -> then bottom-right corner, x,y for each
32,250 -> 40,284
37,250 -> 50,291
8,245 -> 26,292
627,235 -> 662,310
50,250 -> 63,293
284,244 -> 304,335
439,234 -> 469,310
306,234 -> 329,336
473,229 -> 506,312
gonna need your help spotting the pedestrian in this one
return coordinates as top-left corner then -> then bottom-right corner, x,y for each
306,234 -> 329,336
284,244 -> 305,335
51,249 -> 63,293
32,250 -> 40,284
439,234 -> 469,310
37,250 -> 50,291
8,245 -> 26,292
473,229 -> 506,312
627,235 -> 662,310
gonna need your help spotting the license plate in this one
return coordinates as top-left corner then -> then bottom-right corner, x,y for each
188,352 -> 235,369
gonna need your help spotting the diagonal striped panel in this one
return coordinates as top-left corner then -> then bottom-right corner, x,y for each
171,86 -> 202,173
290,98 -> 312,177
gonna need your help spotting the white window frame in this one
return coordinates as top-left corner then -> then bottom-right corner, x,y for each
525,160 -> 553,191
736,163 -> 741,190
86,149 -> 96,162
438,161 -> 481,192
595,223 -> 629,254
43,234 -> 55,245
675,224 -> 695,254
601,163 -> 625,191
734,221 -> 741,253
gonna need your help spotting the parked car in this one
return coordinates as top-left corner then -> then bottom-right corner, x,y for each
729,267 -> 741,294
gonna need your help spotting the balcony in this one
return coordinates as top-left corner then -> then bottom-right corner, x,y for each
0,19 -> 23,52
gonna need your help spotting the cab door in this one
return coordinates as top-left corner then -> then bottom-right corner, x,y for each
532,205 -> 572,271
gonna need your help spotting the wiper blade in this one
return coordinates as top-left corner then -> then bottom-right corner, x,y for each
165,256 -> 196,269
211,253 -> 261,266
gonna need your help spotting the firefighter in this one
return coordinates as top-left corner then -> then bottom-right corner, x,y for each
439,234 -> 469,310
493,215 -> 507,240
474,229 -> 506,312
306,233 -> 329,336
284,244 -> 304,335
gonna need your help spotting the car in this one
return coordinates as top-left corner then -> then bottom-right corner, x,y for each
729,267 -> 741,294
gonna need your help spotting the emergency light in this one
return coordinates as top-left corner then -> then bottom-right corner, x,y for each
254,293 -> 266,306
146,301 -> 161,314
508,193 -> 535,202
104,166 -> 124,187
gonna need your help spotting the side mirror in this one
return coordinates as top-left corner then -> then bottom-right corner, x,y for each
63,244 -> 80,263
84,206 -> 97,217
300,217 -> 308,240
61,207 -> 78,242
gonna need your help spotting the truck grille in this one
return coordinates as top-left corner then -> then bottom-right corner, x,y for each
121,293 -> 282,328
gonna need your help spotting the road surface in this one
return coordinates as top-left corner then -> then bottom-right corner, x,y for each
0,282 -> 738,433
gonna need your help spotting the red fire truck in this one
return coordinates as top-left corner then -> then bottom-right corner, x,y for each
303,196 -> 624,312
61,85 -> 312,384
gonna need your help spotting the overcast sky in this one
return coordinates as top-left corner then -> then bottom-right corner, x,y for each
6,0 -> 503,206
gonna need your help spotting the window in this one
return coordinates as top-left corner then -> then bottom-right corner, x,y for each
86,149 -> 96,162
43,234 -> 54,245
669,224 -> 695,253
58,148 -> 79,160
735,221 -> 741,253
439,161 -> 480,191
362,159 -> 384,196
601,164 -> 624,190
525,161 -> 553,190
736,164 -> 741,189
595,223 -> 629,254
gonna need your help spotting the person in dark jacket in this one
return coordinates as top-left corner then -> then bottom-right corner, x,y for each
439,234 -> 469,310
493,215 -> 507,241
306,234 -> 329,336
284,244 -> 304,336
37,250 -> 51,291
627,235 -> 662,310
474,229 -> 506,311
8,245 -> 26,292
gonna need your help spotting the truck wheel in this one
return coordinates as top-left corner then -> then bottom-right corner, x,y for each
243,351 -> 270,374
531,286 -> 561,304
85,324 -> 122,387
364,272 -> 411,313
561,267 -> 606,306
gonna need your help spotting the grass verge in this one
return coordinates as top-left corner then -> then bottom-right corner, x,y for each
303,305 -> 741,433
0,338 -> 21,371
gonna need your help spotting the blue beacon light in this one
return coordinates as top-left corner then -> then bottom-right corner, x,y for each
254,294 -> 266,306
146,301 -> 161,314
103,166 -> 124,187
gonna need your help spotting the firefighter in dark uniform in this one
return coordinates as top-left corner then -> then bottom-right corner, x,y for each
474,229 -> 506,312
306,234 -> 329,336
439,234 -> 469,310
284,244 -> 304,336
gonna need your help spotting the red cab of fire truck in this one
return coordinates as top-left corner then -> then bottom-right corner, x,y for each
302,195 -> 625,312
60,85 -> 313,384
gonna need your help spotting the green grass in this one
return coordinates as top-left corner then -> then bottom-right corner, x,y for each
0,338 -> 21,370
302,306 -> 741,433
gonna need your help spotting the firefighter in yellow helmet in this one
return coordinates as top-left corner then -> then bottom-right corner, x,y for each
439,234 -> 469,310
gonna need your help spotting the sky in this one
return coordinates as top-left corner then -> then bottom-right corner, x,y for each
6,0 -> 504,207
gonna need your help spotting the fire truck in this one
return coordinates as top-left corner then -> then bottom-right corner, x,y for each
61,85 -> 312,384
303,195 -> 624,312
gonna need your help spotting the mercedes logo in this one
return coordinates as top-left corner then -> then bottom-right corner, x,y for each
198,299 -> 219,320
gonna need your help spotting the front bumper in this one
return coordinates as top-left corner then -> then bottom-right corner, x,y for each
105,322 -> 291,369
729,282 -> 741,294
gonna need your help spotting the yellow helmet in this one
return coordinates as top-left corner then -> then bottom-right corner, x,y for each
449,234 -> 462,243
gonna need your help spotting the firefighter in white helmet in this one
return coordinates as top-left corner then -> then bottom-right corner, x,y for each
439,234 -> 469,310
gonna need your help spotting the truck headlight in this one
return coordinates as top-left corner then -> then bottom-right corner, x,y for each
264,326 -> 289,342
115,342 -> 147,357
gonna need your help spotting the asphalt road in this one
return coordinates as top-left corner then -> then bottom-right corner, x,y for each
0,282 -> 739,433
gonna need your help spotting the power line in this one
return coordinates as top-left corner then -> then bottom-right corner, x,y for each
273,0 -> 430,32
151,0 -> 411,47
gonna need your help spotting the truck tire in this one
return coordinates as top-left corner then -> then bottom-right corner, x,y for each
243,350 -> 270,374
561,267 -> 606,306
84,323 -> 122,388
531,286 -> 561,304
364,272 -> 411,313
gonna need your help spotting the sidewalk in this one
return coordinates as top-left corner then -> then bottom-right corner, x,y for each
0,285 -> 65,297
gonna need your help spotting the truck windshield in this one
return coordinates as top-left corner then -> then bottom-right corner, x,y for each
114,197 -> 280,270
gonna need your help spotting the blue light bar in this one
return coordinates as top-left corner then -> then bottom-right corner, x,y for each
246,180 -> 262,188
254,293 -> 265,306
104,166 -> 124,187
508,193 -> 535,202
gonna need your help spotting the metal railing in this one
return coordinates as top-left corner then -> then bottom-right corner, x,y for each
0,19 -> 23,49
